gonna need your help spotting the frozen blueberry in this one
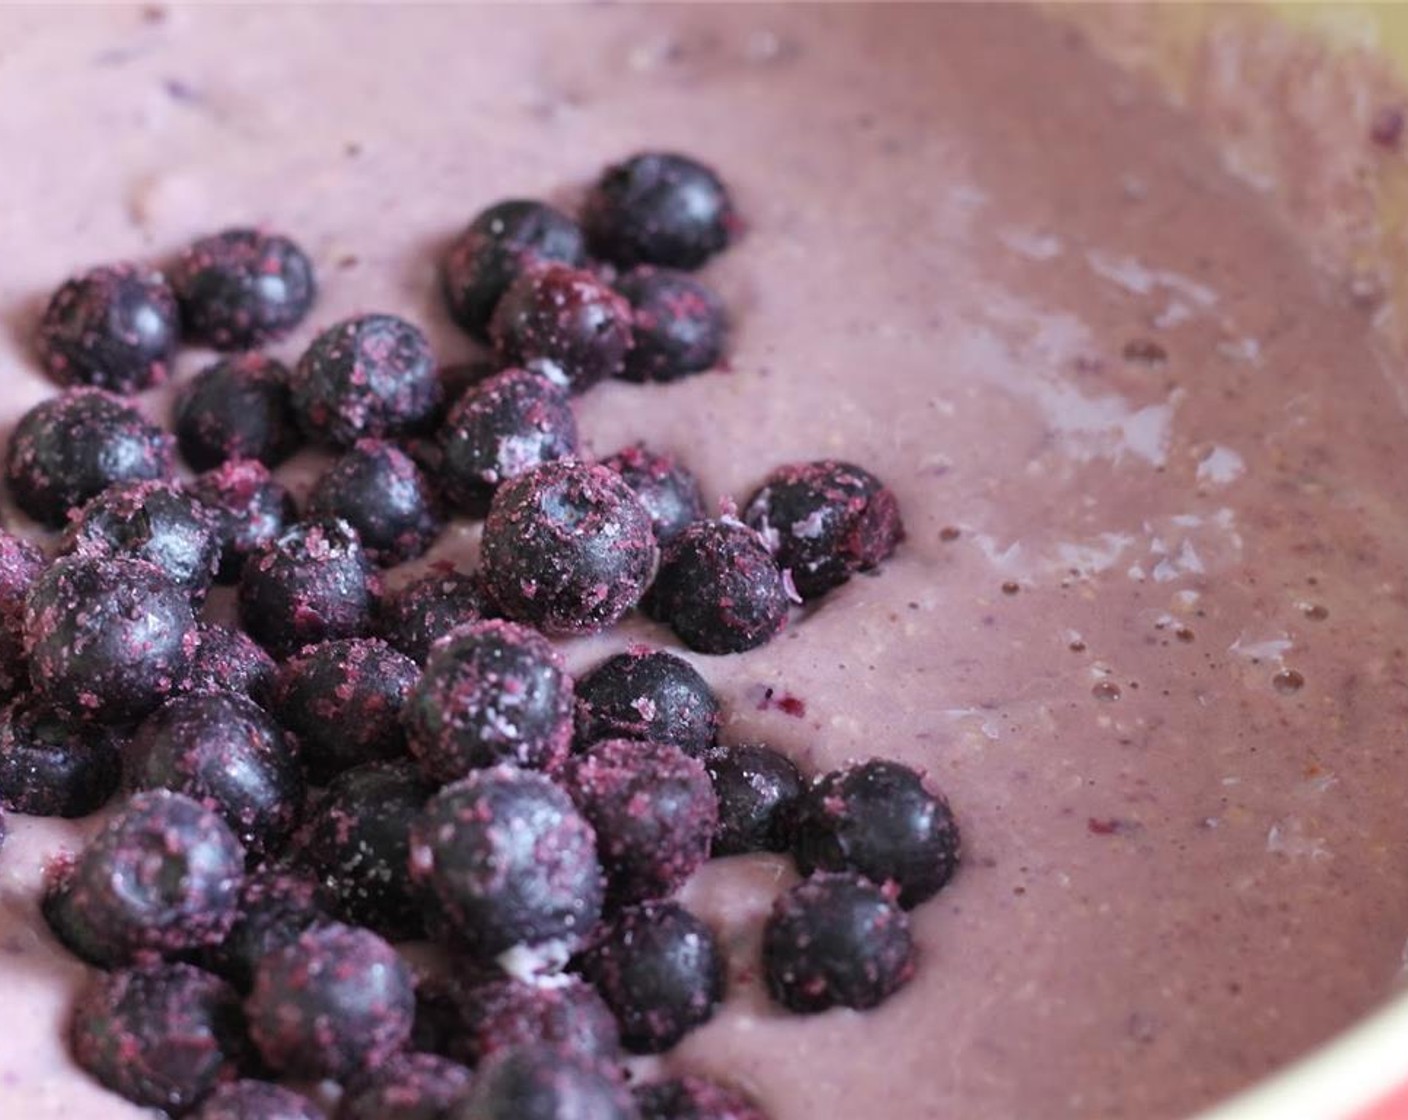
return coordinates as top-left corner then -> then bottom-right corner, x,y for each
291,314 -> 441,448
561,739 -> 716,906
275,638 -> 418,782
70,962 -> 250,1113
792,758 -> 960,908
743,461 -> 904,600
190,458 -> 299,584
201,868 -> 328,993
44,790 -> 244,967
127,690 -> 303,858
436,368 -> 580,516
174,353 -> 301,470
37,262 -> 180,394
0,696 -> 122,818
60,479 -> 221,605
238,518 -> 378,659
195,1080 -> 327,1120
490,263 -> 634,394
575,900 -> 724,1054
171,227 -> 317,351
0,530 -> 46,702
451,975 -> 621,1068
25,555 -> 198,723
634,1076 -> 768,1120
308,440 -> 444,567
338,1051 -> 473,1120
186,622 -> 278,708
300,761 -> 434,941
705,744 -> 803,857
480,462 -> 656,638
377,568 -> 494,664
614,268 -> 727,383
643,521 -> 788,655
441,199 -> 588,343
583,153 -> 736,271
574,649 -> 719,756
403,620 -> 572,782
600,445 -> 705,545
247,920 -> 416,1082
761,872 -> 915,1013
409,766 -> 604,961
450,1044 -> 635,1120
6,388 -> 174,528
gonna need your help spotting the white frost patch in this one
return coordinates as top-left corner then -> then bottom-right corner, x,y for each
1266,819 -> 1332,862
998,227 -> 1063,261
1085,250 -> 1218,307
1229,631 -> 1294,661
966,532 -> 1024,572
1216,337 -> 1262,364
1055,533 -> 1135,575
941,708 -> 1002,740
1151,300 -> 1195,329
1197,446 -> 1246,485
496,940 -> 572,982
1150,538 -> 1205,583
1028,381 -> 1175,467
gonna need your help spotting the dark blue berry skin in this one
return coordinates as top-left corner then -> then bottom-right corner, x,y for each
309,440 -> 444,567
191,458 -> 299,585
377,568 -> 494,665
6,388 -> 174,528
441,199 -> 588,343
450,975 -> 621,1069
436,368 -> 580,517
0,531 -> 45,703
195,1079 -> 327,1120
600,445 -> 706,545
574,649 -> 720,756
338,1051 -> 473,1120
200,868 -> 328,994
238,519 -> 379,659
643,521 -> 788,656
615,268 -> 727,383
633,1076 -> 768,1120
449,1043 -> 636,1120
583,152 -> 737,271
792,759 -> 960,909
171,227 -> 317,351
743,460 -> 904,601
37,262 -> 180,394
70,962 -> 251,1113
127,690 -> 303,860
25,555 -> 198,724
403,620 -> 573,783
174,353 -> 301,470
247,921 -> 416,1082
409,766 -> 604,961
186,622 -> 278,708
761,872 -> 915,1013
575,900 -> 725,1054
299,761 -> 434,941
490,263 -> 634,394
292,314 -> 442,448
480,461 -> 657,638
44,790 -> 245,968
0,696 -> 122,818
705,744 -> 803,858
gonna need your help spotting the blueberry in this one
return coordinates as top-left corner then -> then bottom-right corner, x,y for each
634,1076 -> 768,1120
436,368 -> 580,516
171,227 -> 317,350
37,262 -> 180,394
60,479 -> 221,605
174,353 -> 301,470
643,521 -> 788,655
194,1080 -> 327,1120
238,518 -> 378,659
308,439 -> 444,567
403,620 -> 573,782
490,263 -> 634,394
450,975 -> 621,1068
600,444 -> 705,545
292,314 -> 441,448
6,387 -> 174,528
300,761 -> 434,941
450,1043 -> 635,1120
247,920 -> 416,1082
200,868 -> 328,994
441,199 -> 588,343
0,695 -> 122,818
574,649 -> 720,756
791,758 -> 960,908
705,744 -> 803,857
583,153 -> 736,270
69,962 -> 250,1112
127,690 -> 303,858
0,531 -> 46,702
377,568 -> 495,664
186,622 -> 278,708
614,268 -> 727,383
190,458 -> 299,584
761,872 -> 915,1013
575,900 -> 724,1054
44,790 -> 244,967
743,460 -> 904,600
480,461 -> 657,638
409,766 -> 604,961
338,1051 -> 473,1120
275,637 -> 418,782
25,555 -> 198,723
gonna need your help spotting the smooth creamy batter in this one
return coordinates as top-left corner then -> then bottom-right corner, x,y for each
1,5 -> 1407,1119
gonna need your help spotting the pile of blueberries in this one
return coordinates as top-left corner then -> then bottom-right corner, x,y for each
0,152 -> 961,1120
